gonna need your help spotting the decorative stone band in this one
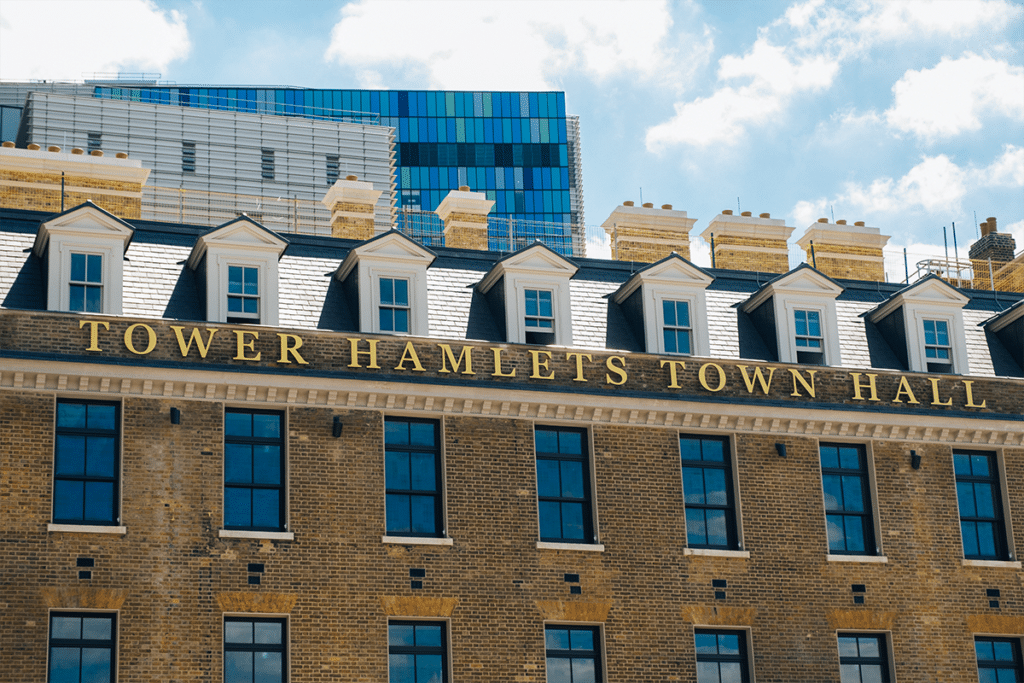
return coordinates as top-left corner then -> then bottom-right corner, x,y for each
682,604 -> 757,626
40,586 -> 129,610
380,596 -> 459,618
966,614 -> 1024,633
216,591 -> 298,614
535,599 -> 613,622
826,609 -> 897,631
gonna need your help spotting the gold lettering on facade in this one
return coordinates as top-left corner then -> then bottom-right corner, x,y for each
437,344 -> 475,375
346,338 -> 380,369
849,373 -> 880,402
277,334 -> 308,365
698,363 -> 726,392
490,347 -> 516,377
789,369 -> 817,398
660,359 -> 687,389
928,377 -> 952,406
566,353 -> 592,382
737,365 -> 775,395
79,319 -> 109,352
529,350 -> 555,380
233,330 -> 261,362
891,376 -> 920,404
605,356 -> 628,385
395,342 -> 426,372
963,380 -> 987,409
171,326 -> 218,358
124,323 -> 157,355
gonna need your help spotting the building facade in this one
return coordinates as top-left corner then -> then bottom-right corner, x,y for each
1,147 -> 1023,682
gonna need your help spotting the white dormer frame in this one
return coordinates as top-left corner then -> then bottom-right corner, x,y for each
34,202 -> 135,315
740,266 -> 844,366
186,216 -> 288,326
611,254 -> 713,357
867,276 -> 970,374
335,231 -> 436,336
478,243 -> 578,345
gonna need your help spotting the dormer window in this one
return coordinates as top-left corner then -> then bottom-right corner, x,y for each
69,252 -> 103,313
477,243 -> 578,346
186,216 -> 288,326
379,277 -> 410,333
923,319 -> 952,372
335,231 -> 436,336
663,300 -> 692,354
33,202 -> 135,316
794,309 -> 824,365
227,265 -> 260,323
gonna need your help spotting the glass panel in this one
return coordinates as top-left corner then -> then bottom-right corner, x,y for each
54,480 -> 84,521
525,290 -> 538,316
683,467 -> 707,504
839,664 -> 861,683
537,459 -> 561,498
839,447 -> 861,470
704,469 -> 728,506
229,266 -> 243,294
677,301 -> 690,326
953,453 -> 971,476
225,443 -> 253,484
720,662 -> 743,683
546,628 -> 570,649
83,481 -> 114,521
696,661 -> 719,683
416,623 -> 443,647
962,521 -> 980,557
857,636 -> 880,657
571,658 -> 596,683
253,445 -> 281,485
254,651 -> 283,683
85,437 -> 116,477
244,267 -> 259,295
394,279 -> 409,306
416,654 -> 443,683
820,446 -> 840,470
822,475 -> 843,511
807,311 -> 821,336
381,277 -> 394,304
706,509 -> 729,547
225,651 -> 253,679
87,404 -> 115,430
702,439 -> 725,462
569,629 -> 594,650
686,508 -> 708,545
410,495 -> 437,534
394,309 -> 409,333
225,412 -> 251,437
843,516 -> 866,552
826,514 -> 846,551
253,414 -> 280,438
386,494 -> 411,533
224,488 -> 251,528
539,501 -> 562,539
977,671 -> 998,683
385,420 -> 409,445
561,502 -> 585,539
71,253 -> 86,282
387,451 -> 411,489
680,438 -> 702,461
695,632 -> 718,654
664,299 -> 676,326
535,430 -> 557,453
86,254 -> 103,283
538,290 -> 552,316
977,522 -> 997,557
975,482 -> 996,517
560,460 -> 583,498
389,653 -> 414,682
837,636 -> 859,657
254,621 -> 282,644
389,624 -> 415,646
252,489 -> 280,528
49,647 -> 81,683
55,435 -> 86,475
795,311 -> 808,336
860,665 -> 884,683
546,657 -> 572,683
58,403 -> 88,428
718,632 -> 741,655
558,430 -> 582,455
996,669 -> 1018,683
993,641 -> 1015,661
410,422 -> 435,447
52,616 -> 81,639
972,454 -> 992,477
81,647 -> 112,683
842,477 -> 865,512
225,620 -> 253,643
957,481 -> 978,516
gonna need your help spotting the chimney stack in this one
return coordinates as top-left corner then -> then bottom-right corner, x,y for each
969,216 -> 1018,290
435,186 -> 494,250
321,175 -> 382,240
600,201 -> 697,262
796,218 -> 890,281
700,211 -> 794,273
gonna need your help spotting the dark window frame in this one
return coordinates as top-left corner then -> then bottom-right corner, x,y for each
224,615 -> 287,683
48,611 -> 116,683
53,399 -> 120,525
326,153 -> 340,185
223,408 -> 286,532
680,434 -> 740,550
694,628 -> 750,683
545,624 -> 603,683
261,148 -> 275,180
820,443 -> 877,556
388,620 -> 449,683
837,632 -> 890,683
182,140 -> 196,173
976,636 -> 1024,682
536,426 -> 595,544
955,450 -> 1010,561
384,417 -> 444,538
86,132 -> 102,152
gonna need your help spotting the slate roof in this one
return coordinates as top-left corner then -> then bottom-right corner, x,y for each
1,206 -> 1021,378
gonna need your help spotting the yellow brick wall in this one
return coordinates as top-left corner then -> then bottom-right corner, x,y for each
443,225 -> 488,250
0,170 -> 142,219
807,247 -> 885,281
331,217 -> 375,241
611,227 -> 690,263
971,258 -> 1024,293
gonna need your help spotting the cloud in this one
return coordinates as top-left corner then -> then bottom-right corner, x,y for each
885,54 -> 1024,140
324,0 -> 701,91
647,0 -> 1020,151
0,0 -> 190,79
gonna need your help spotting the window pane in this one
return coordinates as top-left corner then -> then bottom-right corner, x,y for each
229,266 -> 243,294
570,629 -> 594,650
696,661 -> 719,683
385,420 -> 409,445
55,435 -> 86,475
49,648 -> 81,683
842,477 -> 865,512
546,628 -> 570,650
559,460 -> 583,498
225,620 -> 253,643
535,429 -> 558,453
225,444 -> 253,484
389,624 -> 415,646
857,636 -> 880,657
705,509 -> 729,547
254,621 -> 283,645
86,254 -> 103,282
717,632 -> 741,655
83,481 -> 114,521
52,616 -> 81,639
380,308 -> 395,331
394,278 -> 409,306
386,451 -> 411,489
720,662 -> 743,683
537,459 -> 561,498
225,412 -> 251,437
85,437 -> 116,477
683,467 -> 707,504
394,308 -> 409,332
243,267 -> 259,295
58,403 -> 87,429
225,651 -> 253,679
84,285 -> 102,312
975,482 -> 996,517
561,502 -> 585,539
957,481 -> 978,516
993,641 -> 1015,661
410,422 -> 435,447
680,438 -> 702,461
87,405 -> 115,430
558,430 -> 582,454
386,494 -> 411,533
253,445 -> 282,485
546,657 -> 572,683
416,624 -> 443,647
54,480 -> 84,521
664,299 -> 676,325
380,277 -> 394,304
820,446 -> 840,470
571,658 -> 596,683
71,253 -> 86,282
81,648 -> 111,683
254,652 -> 283,683
843,516 -> 866,552
971,454 -> 991,477
224,488 -> 251,527
686,508 -> 707,545
839,664 -> 861,683
253,414 -> 280,438
252,489 -> 280,528
704,469 -> 728,506
410,495 -> 437,534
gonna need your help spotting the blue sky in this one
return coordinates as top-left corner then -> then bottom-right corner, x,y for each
2,0 -> 1021,273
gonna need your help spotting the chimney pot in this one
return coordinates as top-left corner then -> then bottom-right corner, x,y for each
90,150 -> 103,157
459,185 -> 470,192
661,204 -> 672,210
71,147 -> 84,155
836,219 -> 847,225
817,217 -> 829,223
987,217 -> 997,233
623,201 -> 634,206
48,145 -> 61,153
741,211 -> 752,217
1,141 -> 14,148
345,174 -> 358,181
854,221 -> 865,227
722,209 -> 733,215
642,202 -> 654,208
980,221 -> 990,236
27,143 -> 40,151
759,212 -> 770,218
115,152 -> 128,159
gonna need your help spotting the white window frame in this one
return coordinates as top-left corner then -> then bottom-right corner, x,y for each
67,251 -> 105,313
910,311 -> 963,374
523,287 -> 556,338
507,275 -> 573,345
378,276 -> 412,334
225,263 -> 262,323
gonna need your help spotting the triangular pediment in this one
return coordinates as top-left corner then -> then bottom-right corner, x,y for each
335,230 -> 435,281
741,264 -> 843,311
34,201 -> 135,256
867,274 -> 969,322
612,253 -> 713,303
477,243 -> 579,293
187,216 -> 288,270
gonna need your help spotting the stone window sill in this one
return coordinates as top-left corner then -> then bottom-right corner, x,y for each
219,529 -> 294,541
684,548 -> 750,559
48,523 -> 127,535
827,554 -> 888,563
536,541 -> 605,552
382,536 -> 454,546
962,559 -> 1022,569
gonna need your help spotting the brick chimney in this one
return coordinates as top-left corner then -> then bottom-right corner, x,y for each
600,201 -> 696,262
435,186 -> 494,250
796,218 -> 890,281
321,175 -> 383,240
699,211 -> 794,273
970,217 -> 1019,290
0,143 -> 149,219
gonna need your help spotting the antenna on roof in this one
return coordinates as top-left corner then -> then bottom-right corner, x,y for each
830,205 -> 835,223
737,196 -> 741,214
974,210 -> 979,239
639,187 -> 643,205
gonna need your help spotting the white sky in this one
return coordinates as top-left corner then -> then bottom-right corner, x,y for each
1,0 -> 1021,270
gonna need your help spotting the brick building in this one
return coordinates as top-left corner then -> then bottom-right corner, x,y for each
1,144 -> 1023,682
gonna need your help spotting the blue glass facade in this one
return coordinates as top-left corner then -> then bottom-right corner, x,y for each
91,87 -> 576,230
